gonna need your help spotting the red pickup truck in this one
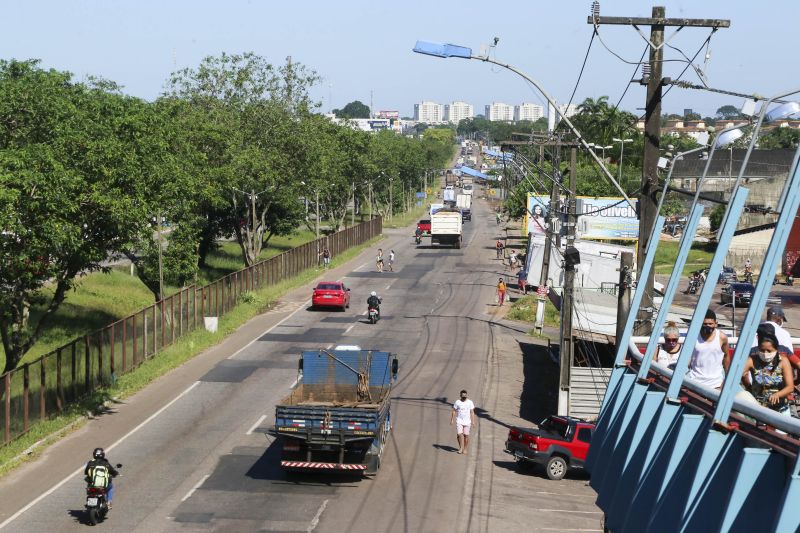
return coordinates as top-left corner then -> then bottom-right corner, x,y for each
417,219 -> 431,234
505,415 -> 594,480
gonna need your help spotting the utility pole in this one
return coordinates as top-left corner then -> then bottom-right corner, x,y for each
589,6 -> 729,335
558,148 -> 577,416
539,141 -> 561,289
615,251 -> 634,346
315,189 -> 320,240
351,181 -> 355,227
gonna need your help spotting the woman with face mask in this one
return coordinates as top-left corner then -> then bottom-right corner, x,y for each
654,321 -> 681,369
743,332 -> 795,414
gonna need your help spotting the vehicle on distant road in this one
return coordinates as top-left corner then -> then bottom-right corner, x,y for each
505,415 -> 594,480
311,281 -> 350,311
718,265 -> 738,284
720,282 -> 781,307
417,219 -> 431,234
430,208 -> 462,248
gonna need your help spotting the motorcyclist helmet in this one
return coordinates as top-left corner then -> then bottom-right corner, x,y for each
93,447 -> 105,459
370,291 -> 377,297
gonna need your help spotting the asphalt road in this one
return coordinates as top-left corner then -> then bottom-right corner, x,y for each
0,196 -> 593,533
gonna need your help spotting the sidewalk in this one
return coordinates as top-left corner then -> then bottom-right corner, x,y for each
0,229 -> 403,524
466,317 -> 603,532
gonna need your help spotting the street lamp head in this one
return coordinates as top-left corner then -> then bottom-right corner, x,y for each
714,128 -> 743,148
765,101 -> 800,123
412,40 -> 472,59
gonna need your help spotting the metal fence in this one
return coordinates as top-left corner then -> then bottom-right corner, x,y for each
0,216 -> 382,445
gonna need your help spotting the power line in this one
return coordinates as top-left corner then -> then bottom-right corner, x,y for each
566,30 -> 596,110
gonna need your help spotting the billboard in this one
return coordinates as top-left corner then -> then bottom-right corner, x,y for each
526,194 -> 639,240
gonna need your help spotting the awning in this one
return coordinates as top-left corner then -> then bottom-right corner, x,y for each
459,166 -> 495,180
482,149 -> 513,160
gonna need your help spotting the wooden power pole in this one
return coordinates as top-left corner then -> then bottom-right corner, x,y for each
589,6 -> 729,335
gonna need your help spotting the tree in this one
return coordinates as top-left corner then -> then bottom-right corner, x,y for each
716,105 -> 742,120
333,100 -> 370,119
0,60 -> 155,372
166,53 -> 320,267
758,128 -> 800,150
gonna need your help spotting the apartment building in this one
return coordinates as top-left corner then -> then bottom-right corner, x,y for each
485,102 -> 514,122
514,103 -> 545,122
445,101 -> 474,123
413,101 -> 445,124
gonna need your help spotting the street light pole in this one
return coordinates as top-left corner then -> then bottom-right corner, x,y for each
412,40 -> 634,209
613,138 -> 633,184
315,188 -> 320,240
389,177 -> 393,221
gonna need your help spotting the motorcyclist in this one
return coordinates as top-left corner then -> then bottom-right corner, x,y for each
85,448 -> 119,507
367,291 -> 382,319
414,226 -> 423,244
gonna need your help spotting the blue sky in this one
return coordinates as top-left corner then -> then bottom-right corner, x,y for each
4,1 -> 795,117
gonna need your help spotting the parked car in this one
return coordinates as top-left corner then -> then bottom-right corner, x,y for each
720,282 -> 781,307
311,281 -> 350,311
417,219 -> 431,235
505,415 -> 594,480
718,266 -> 738,284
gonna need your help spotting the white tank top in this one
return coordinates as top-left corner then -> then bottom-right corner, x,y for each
686,329 -> 725,388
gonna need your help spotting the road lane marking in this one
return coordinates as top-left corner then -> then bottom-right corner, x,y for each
307,498 -> 329,532
325,343 -> 333,349
246,414 -> 268,435
345,324 -> 354,334
289,376 -> 300,389
180,474 -> 210,502
0,380 -> 201,530
385,284 -> 392,290
229,297 -> 312,359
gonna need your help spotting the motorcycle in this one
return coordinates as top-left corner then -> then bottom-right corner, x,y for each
743,270 -> 753,284
788,273 -> 794,286
415,234 -> 422,245
368,307 -> 380,324
686,277 -> 699,294
85,464 -> 122,525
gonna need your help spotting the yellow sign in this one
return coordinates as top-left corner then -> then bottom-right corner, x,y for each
426,188 -> 432,194
488,188 -> 496,196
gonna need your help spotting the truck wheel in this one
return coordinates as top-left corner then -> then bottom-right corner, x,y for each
546,456 -> 567,480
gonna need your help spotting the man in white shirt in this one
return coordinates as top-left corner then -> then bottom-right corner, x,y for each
450,389 -> 476,454
751,306 -> 794,353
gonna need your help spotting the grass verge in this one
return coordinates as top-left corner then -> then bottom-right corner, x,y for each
507,295 -> 560,329
384,203 -> 429,230
654,241 -> 715,276
0,235 -> 383,477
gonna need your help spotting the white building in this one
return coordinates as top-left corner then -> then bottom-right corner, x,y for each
557,103 -> 579,119
514,103 -> 544,122
445,101 -> 474,124
485,102 -> 514,122
414,101 -> 445,124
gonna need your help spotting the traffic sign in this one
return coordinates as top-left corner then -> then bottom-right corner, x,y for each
536,285 -> 549,297
426,188 -> 432,194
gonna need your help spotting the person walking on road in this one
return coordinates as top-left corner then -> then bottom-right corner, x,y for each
450,389 -> 476,454
376,248 -> 384,272
322,247 -> 331,269
496,278 -> 507,306
495,240 -> 504,260
388,250 -> 395,272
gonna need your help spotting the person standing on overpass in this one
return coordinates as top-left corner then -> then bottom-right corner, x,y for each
450,390 -> 476,454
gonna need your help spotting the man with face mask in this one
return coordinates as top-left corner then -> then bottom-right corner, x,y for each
686,310 -> 730,389
450,390 -> 476,454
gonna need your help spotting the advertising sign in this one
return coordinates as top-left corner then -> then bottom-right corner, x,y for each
526,194 -> 639,240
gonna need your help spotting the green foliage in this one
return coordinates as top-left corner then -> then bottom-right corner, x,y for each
758,128 -> 800,150
456,117 -> 546,142
333,100 -> 370,119
716,105 -> 742,120
709,204 -> 725,232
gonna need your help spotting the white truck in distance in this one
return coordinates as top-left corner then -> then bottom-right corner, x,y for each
456,193 -> 472,221
430,209 -> 462,248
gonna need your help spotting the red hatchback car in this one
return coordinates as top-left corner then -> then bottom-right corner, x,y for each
312,281 -> 350,311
